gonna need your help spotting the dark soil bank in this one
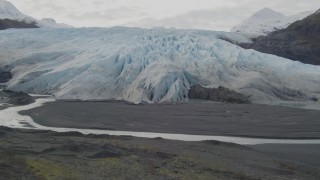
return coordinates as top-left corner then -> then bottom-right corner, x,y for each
21,100 -> 320,138
0,127 -> 319,179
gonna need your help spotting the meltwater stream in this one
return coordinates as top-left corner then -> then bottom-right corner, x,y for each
1,97 -> 320,145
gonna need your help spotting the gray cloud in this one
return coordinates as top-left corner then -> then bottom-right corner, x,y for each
126,7 -> 249,31
8,0 -> 320,30
68,7 -> 146,21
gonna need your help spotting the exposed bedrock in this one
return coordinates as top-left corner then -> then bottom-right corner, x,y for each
188,85 -> 251,104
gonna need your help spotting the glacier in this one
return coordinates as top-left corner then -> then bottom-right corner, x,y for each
0,27 -> 319,106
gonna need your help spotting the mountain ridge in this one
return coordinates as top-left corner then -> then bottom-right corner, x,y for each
243,9 -> 320,65
0,0 -> 71,29
231,8 -> 314,37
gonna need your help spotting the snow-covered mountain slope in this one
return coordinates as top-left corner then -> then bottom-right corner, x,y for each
0,0 -> 24,20
0,28 -> 319,106
0,0 -> 71,28
231,8 -> 313,37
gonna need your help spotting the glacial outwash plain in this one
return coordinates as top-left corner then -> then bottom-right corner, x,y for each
1,0 -> 320,179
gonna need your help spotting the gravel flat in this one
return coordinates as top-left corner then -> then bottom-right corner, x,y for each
19,100 -> 320,168
21,100 -> 320,139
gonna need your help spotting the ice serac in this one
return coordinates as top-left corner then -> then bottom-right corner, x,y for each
231,8 -> 313,37
0,0 -> 71,28
0,27 -> 319,107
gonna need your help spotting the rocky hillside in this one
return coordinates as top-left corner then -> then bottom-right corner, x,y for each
243,10 -> 320,65
0,18 -> 38,30
0,90 -> 34,105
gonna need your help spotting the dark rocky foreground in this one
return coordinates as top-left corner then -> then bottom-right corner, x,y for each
22,100 -> 320,138
0,127 -> 319,180
250,144 -> 320,168
242,9 -> 320,65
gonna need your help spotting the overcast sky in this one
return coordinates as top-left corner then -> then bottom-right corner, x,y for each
9,0 -> 320,31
